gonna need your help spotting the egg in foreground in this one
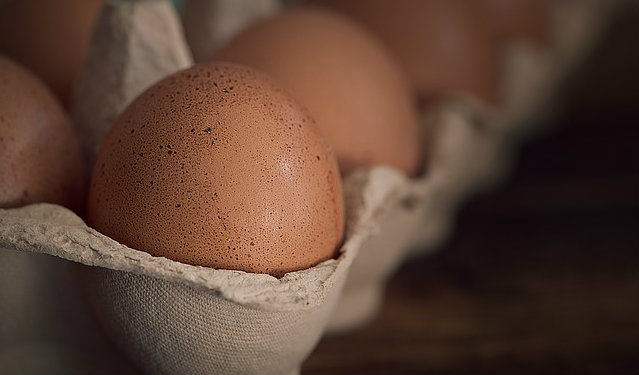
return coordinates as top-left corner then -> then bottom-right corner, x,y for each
87,62 -> 345,277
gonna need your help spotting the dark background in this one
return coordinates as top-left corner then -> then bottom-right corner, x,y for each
303,5 -> 638,374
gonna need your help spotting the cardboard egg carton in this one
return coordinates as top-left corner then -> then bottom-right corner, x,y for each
0,0 -> 627,373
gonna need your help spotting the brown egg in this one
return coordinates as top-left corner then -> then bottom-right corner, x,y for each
315,0 -> 499,105
0,55 -> 85,212
87,63 -> 345,277
214,7 -> 422,177
480,0 -> 549,46
0,0 -> 103,108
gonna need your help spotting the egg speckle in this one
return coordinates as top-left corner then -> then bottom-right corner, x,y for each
87,63 -> 345,277
214,7 -> 423,177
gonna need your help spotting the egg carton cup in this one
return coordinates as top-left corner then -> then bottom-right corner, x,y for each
1,198 -> 367,374
0,181 -> 397,373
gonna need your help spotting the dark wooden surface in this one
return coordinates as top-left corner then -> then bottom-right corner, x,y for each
303,6 -> 638,374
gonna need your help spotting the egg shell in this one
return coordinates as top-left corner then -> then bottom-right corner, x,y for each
87,62 -> 345,278
214,7 -> 423,177
315,0 -> 499,105
0,55 -> 85,213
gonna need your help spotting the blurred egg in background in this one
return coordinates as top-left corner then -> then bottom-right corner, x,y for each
0,55 -> 85,213
314,0 -> 499,106
0,0 -> 103,108
480,0 -> 549,46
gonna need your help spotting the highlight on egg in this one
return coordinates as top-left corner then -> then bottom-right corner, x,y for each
0,55 -> 85,212
214,6 -> 423,177
87,62 -> 345,278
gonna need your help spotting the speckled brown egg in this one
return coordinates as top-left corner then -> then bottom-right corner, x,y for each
315,0 -> 499,105
214,7 -> 422,177
0,55 -> 85,212
87,62 -> 345,278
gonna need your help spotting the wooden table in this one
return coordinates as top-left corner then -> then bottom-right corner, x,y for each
303,6 -> 638,374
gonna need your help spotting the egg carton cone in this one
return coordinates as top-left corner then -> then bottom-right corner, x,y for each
72,0 -> 193,166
